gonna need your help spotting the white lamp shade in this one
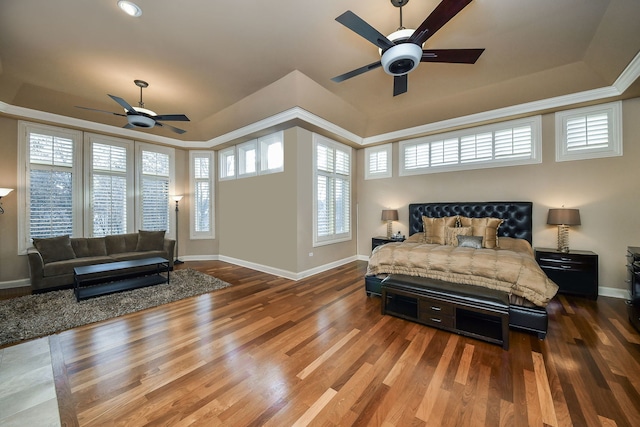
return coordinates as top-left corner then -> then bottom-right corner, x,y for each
0,188 -> 13,197
172,195 -> 183,202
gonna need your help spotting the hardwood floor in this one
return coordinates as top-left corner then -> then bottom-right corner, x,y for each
14,260 -> 640,426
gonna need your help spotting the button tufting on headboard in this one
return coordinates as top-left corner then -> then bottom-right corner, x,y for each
408,202 -> 533,244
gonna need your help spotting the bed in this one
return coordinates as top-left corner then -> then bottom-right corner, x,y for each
365,201 -> 558,338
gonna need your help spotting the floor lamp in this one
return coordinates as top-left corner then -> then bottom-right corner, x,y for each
172,195 -> 184,265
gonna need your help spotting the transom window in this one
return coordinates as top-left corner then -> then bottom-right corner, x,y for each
399,116 -> 541,176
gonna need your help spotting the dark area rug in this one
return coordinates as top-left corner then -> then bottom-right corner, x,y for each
0,268 -> 232,347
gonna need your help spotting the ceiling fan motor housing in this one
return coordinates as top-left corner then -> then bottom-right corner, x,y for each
381,42 -> 422,76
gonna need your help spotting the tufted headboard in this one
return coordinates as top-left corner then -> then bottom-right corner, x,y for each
408,202 -> 533,244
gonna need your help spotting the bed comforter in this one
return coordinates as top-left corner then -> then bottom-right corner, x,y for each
366,238 -> 558,307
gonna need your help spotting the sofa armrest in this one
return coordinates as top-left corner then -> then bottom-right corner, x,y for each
27,248 -> 45,288
163,238 -> 176,267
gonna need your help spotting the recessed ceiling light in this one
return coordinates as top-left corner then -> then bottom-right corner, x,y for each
117,1 -> 142,17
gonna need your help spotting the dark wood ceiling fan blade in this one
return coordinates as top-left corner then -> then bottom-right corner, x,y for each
421,48 -> 484,63
75,105 -> 126,117
154,114 -> 190,122
393,75 -> 408,96
332,61 -> 383,83
108,94 -> 136,113
156,122 -> 186,134
408,0 -> 473,46
336,10 -> 395,51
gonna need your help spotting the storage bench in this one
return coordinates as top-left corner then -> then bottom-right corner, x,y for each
381,274 -> 510,349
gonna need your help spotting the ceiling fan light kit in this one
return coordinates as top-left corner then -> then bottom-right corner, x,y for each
381,43 -> 422,76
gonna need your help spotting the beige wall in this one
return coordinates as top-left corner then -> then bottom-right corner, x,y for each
356,97 -> 640,293
217,127 -> 357,274
0,117 -> 26,283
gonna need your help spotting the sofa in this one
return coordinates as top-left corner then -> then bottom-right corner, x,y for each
27,231 -> 175,293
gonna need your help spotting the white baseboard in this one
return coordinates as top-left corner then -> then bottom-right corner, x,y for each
0,278 -> 31,290
599,286 -> 630,300
217,255 -> 359,281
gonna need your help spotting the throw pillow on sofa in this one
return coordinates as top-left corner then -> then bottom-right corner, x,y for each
32,235 -> 76,264
136,230 -> 166,251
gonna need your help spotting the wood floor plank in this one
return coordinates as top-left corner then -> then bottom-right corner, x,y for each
16,259 -> 635,426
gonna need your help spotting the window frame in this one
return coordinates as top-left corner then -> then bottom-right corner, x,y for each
83,133 -> 135,237
18,121 -> 83,254
399,116 -> 542,176
312,133 -> 352,247
555,101 -> 622,162
135,142 -> 176,237
237,139 -> 258,178
259,131 -> 284,174
364,143 -> 392,180
189,150 -> 215,240
218,147 -> 236,180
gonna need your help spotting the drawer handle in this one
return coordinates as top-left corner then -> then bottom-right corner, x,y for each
430,318 -> 442,323
431,306 -> 442,311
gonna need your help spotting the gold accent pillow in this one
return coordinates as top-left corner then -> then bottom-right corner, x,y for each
445,226 -> 471,246
458,217 -> 504,249
422,216 -> 458,245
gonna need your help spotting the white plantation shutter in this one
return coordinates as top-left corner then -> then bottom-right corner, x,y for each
238,140 -> 257,177
365,143 -> 392,179
191,151 -> 214,238
400,116 -> 540,176
313,135 -> 351,245
556,102 -> 622,161
90,141 -> 130,236
27,130 -> 79,240
140,149 -> 171,232
566,113 -> 609,151
219,147 -> 235,179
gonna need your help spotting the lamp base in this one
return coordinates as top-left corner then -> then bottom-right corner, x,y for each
386,221 -> 393,239
556,225 -> 570,253
174,259 -> 184,265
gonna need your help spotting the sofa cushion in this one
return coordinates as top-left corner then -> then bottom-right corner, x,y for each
42,256 -> 114,277
33,235 -> 76,264
110,250 -> 168,262
71,237 -> 107,258
136,230 -> 166,251
105,233 -> 139,254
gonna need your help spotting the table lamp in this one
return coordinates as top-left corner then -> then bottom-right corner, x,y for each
381,209 -> 399,239
547,208 -> 581,253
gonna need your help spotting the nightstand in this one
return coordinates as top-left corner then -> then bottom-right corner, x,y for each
372,236 -> 404,251
535,248 -> 598,299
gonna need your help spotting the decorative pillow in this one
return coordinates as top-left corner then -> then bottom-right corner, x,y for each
422,216 -> 458,245
457,235 -> 483,249
458,217 -> 503,249
136,230 -> 166,252
32,235 -> 76,264
404,233 -> 426,243
445,226 -> 471,246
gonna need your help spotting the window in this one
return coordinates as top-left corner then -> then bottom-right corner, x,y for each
399,116 -> 541,176
218,131 -> 284,180
555,101 -> 622,162
219,147 -> 235,180
18,122 -> 83,253
85,134 -> 134,237
237,140 -> 257,177
190,151 -> 215,239
313,134 -> 351,246
259,131 -> 284,174
136,143 -> 175,234
364,144 -> 392,180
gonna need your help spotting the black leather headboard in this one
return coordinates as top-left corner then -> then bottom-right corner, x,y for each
408,202 -> 533,244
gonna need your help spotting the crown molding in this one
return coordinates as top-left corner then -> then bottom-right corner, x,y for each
2,51 -> 638,149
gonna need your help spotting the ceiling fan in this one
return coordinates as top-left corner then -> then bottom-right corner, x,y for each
76,80 -> 190,134
332,0 -> 484,96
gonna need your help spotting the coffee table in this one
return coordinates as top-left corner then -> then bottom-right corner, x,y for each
73,257 -> 170,301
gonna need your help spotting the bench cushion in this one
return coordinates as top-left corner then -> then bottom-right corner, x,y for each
383,274 -> 509,311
